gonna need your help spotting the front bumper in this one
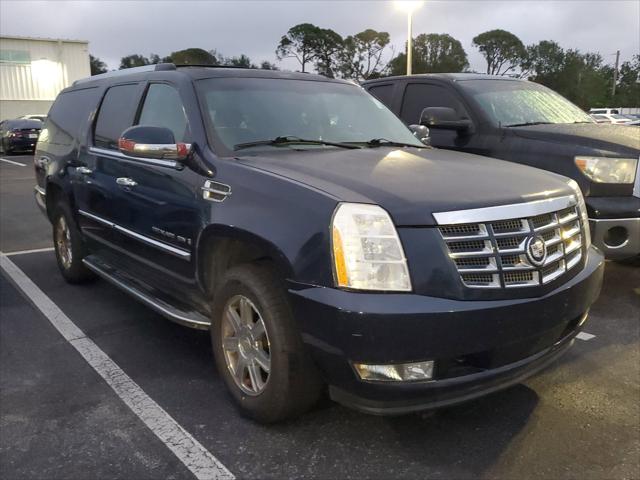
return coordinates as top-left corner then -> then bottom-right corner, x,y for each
589,217 -> 640,259
587,196 -> 640,259
8,137 -> 37,152
289,246 -> 604,415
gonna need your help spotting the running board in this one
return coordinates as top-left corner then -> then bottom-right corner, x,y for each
82,255 -> 211,330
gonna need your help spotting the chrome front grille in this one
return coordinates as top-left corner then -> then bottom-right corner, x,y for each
437,197 -> 584,289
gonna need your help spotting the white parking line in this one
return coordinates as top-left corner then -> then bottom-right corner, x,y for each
0,253 -> 234,480
5,247 -> 55,256
0,157 -> 27,167
576,332 -> 596,341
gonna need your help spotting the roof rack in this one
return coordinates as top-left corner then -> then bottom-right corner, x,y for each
174,64 -> 251,69
73,63 -> 177,85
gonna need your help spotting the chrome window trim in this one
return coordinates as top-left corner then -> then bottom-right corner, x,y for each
78,209 -> 191,260
433,195 -> 577,225
88,146 -> 180,169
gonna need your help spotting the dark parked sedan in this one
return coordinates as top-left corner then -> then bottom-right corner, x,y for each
0,119 -> 42,154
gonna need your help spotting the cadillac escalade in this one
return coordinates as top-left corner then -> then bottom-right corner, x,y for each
34,64 -> 604,422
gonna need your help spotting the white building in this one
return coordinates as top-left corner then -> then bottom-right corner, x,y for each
0,35 -> 90,121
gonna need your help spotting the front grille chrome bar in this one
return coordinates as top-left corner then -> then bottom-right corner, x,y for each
436,196 -> 585,289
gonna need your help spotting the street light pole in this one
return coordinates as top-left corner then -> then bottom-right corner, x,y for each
407,10 -> 413,75
395,1 -> 423,76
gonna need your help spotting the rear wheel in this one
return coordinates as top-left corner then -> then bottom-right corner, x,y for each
210,263 -> 323,423
52,202 -> 94,284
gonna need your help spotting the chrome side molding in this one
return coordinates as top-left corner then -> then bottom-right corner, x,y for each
78,209 -> 191,260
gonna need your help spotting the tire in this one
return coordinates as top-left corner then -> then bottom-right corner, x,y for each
52,201 -> 95,284
210,263 -> 323,423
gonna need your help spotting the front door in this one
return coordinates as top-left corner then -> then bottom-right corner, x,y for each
115,82 -> 202,284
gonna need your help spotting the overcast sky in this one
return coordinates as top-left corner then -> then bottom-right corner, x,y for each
1,0 -> 638,73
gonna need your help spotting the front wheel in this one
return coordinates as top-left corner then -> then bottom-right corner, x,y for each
52,202 -> 95,284
211,263 -> 323,423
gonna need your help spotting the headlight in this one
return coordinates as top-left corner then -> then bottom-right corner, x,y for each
566,179 -> 591,249
574,156 -> 638,184
331,203 -> 411,291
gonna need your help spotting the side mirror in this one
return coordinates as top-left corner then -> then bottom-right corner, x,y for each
420,107 -> 471,131
408,124 -> 430,145
118,126 -> 191,161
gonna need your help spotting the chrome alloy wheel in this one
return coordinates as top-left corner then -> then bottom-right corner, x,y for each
221,295 -> 271,396
55,216 -> 73,269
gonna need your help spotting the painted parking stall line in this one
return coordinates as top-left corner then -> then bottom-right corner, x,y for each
0,157 -> 27,167
576,332 -> 596,341
0,253 -> 234,480
5,247 -> 55,256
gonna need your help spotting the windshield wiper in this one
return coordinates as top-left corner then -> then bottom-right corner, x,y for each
505,121 -> 554,127
347,138 -> 424,148
234,136 -> 360,151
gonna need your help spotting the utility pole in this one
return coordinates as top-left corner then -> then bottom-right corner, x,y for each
612,50 -> 620,98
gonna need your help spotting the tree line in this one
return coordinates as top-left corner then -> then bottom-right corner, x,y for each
90,25 -> 639,110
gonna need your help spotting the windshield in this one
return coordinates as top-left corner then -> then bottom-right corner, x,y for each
458,79 -> 593,127
196,77 -> 423,151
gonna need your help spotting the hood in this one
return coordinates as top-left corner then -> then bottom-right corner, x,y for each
236,147 -> 573,226
510,123 -> 640,156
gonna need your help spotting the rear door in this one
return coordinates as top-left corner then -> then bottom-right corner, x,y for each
74,82 -> 145,248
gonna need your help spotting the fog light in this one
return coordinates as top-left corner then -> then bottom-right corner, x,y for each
354,360 -> 434,382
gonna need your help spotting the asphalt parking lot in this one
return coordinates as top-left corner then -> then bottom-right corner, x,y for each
1,153 -> 639,480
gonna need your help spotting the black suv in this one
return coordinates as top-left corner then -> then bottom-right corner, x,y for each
35,64 -> 604,422
363,74 -> 640,260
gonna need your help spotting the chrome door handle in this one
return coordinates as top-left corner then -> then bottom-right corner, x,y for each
76,166 -> 92,175
116,177 -> 138,187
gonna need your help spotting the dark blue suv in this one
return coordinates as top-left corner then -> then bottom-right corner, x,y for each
34,64 -> 604,422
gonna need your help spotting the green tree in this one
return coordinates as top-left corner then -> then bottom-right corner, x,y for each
472,29 -> 526,75
90,54 -> 107,75
338,29 -> 390,81
260,61 -> 279,70
169,48 -> 217,65
525,41 -> 613,109
119,54 -> 152,69
225,54 -> 256,69
389,33 -> 468,75
613,55 -> 640,106
310,28 -> 343,78
276,23 -> 322,72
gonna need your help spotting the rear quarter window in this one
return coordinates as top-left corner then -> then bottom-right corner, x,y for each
45,87 -> 100,146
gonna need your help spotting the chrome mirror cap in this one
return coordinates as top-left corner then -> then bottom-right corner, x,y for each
118,125 -> 191,161
118,139 -> 192,161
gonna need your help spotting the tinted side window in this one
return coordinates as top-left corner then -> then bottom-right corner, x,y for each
400,83 -> 468,125
94,84 -> 142,149
367,84 -> 394,107
46,87 -> 100,145
137,84 -> 190,142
